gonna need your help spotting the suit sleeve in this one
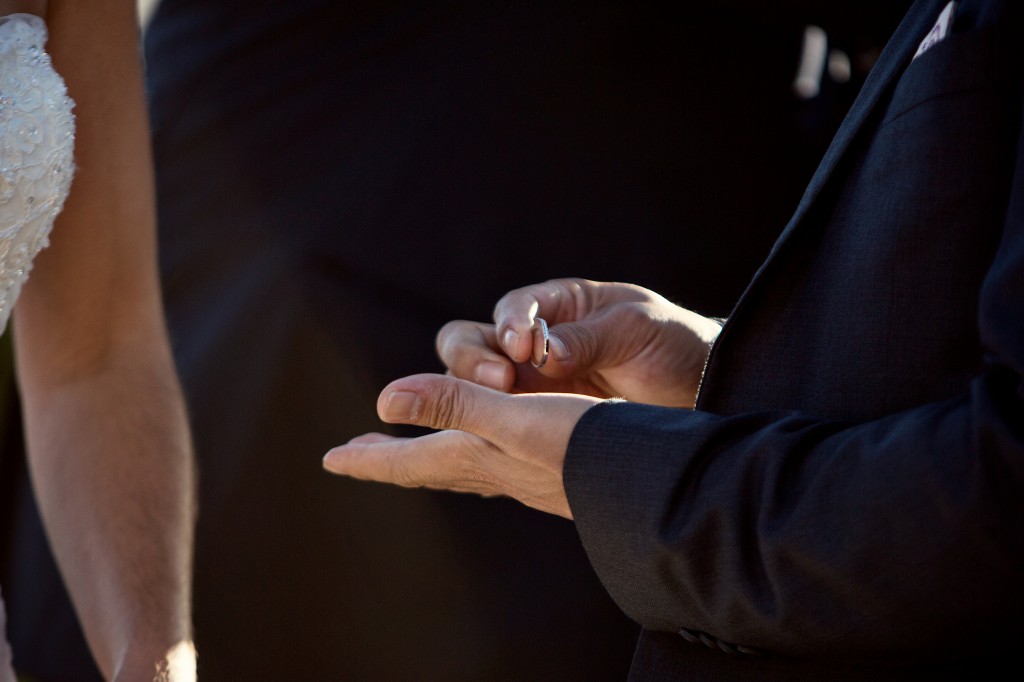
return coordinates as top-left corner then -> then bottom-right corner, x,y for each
563,61 -> 1024,661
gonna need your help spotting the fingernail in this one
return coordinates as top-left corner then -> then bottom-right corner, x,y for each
476,361 -> 507,389
503,329 -> 520,354
550,334 -> 569,362
382,390 -> 420,421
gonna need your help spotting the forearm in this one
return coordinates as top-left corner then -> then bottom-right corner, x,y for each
565,379 -> 1024,660
9,0 -> 197,678
18,343 -> 196,680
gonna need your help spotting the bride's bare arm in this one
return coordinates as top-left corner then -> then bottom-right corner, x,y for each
11,1 -> 196,679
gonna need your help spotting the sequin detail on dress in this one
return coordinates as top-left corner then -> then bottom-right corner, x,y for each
0,13 -> 75,333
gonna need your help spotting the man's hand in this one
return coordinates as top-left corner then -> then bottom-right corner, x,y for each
437,278 -> 721,408
323,373 -> 601,518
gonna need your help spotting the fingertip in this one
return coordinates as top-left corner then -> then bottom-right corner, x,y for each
504,323 -> 544,364
322,448 -> 345,473
502,328 -> 522,360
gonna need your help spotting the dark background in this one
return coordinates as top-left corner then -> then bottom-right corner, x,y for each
1,2 -> 911,680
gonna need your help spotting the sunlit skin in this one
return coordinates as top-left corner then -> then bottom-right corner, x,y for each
2,1 -> 197,679
324,279 -> 721,519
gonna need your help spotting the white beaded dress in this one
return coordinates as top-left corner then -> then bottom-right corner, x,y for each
0,12 -> 75,681
0,12 -> 75,331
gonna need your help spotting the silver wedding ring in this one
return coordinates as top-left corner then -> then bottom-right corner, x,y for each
531,317 -> 550,369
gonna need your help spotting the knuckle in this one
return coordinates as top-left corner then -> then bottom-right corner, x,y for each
423,380 -> 469,431
453,439 -> 503,490
391,457 -> 422,489
566,277 -> 590,310
613,302 -> 661,342
620,301 -> 653,324
385,443 -> 424,489
566,322 -> 600,371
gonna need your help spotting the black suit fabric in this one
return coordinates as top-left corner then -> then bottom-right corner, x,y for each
136,2 -> 836,680
0,2 -> 922,680
566,1 -> 1024,679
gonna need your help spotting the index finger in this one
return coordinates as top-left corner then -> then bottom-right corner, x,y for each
436,319 -> 515,391
493,279 -> 665,362
493,278 -> 590,363
323,430 -> 501,498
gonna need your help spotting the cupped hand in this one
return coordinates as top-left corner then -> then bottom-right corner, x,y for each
322,373 -> 602,518
437,278 -> 721,408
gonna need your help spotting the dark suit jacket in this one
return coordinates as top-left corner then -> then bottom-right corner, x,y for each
130,3 -> 826,680
566,1 -> 1024,679
0,3 -> 912,682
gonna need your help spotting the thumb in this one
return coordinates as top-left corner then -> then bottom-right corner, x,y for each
377,373 -> 503,435
542,305 -> 646,379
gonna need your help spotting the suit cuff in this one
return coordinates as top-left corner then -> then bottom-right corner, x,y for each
564,400 -> 702,626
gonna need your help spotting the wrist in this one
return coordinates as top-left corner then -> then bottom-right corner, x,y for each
112,638 -> 196,682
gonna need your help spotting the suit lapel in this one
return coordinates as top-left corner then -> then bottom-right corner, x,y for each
771,1 -> 948,267
741,0 -> 947,287
772,0 -> 945,243
697,0 -> 948,407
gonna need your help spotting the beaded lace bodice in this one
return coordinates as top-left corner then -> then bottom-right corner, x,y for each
0,13 -> 75,333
